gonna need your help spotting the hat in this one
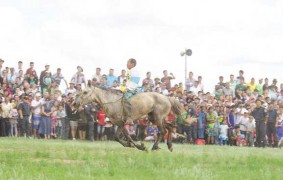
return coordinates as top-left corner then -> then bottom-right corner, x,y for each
57,68 -> 61,70
273,79 -> 277,82
18,61 -> 23,63
35,93 -> 41,97
45,64 -> 50,67
77,66 -> 83,72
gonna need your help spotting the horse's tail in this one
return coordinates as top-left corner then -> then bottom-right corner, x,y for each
168,97 -> 185,117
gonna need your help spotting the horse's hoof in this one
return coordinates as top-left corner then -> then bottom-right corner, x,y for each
151,147 -> 161,151
169,147 -> 173,152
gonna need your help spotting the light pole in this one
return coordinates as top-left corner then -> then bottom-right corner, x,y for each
180,49 -> 192,83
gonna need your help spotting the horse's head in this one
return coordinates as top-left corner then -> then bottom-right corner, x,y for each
75,86 -> 95,106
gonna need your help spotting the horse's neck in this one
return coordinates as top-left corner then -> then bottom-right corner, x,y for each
96,89 -> 122,110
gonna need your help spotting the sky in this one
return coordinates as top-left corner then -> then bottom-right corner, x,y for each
0,0 -> 282,92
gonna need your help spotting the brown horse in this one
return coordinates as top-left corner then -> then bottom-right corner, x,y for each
75,87 -> 184,151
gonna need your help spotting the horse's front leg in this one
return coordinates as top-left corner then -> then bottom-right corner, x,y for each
121,126 -> 147,151
114,126 -> 131,147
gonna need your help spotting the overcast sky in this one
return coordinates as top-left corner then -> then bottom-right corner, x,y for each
0,0 -> 282,92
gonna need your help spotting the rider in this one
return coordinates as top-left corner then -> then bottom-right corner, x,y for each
126,58 -> 140,91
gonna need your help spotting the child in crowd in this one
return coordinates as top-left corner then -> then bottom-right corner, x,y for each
10,100 -> 18,137
103,117 -> 112,141
144,123 -> 159,142
127,123 -> 137,141
245,116 -> 255,147
219,119 -> 229,145
51,101 -> 59,138
233,125 -> 246,146
214,116 -> 221,145
171,127 -> 186,143
56,104 -> 65,138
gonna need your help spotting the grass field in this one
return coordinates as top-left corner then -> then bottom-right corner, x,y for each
0,138 -> 282,180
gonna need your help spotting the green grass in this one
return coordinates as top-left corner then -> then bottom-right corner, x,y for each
0,138 -> 282,180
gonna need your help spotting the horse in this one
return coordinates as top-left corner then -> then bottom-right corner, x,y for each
75,87 -> 185,151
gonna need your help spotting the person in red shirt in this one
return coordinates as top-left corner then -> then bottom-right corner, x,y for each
96,109 -> 106,140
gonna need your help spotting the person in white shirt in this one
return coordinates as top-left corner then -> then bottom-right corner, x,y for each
245,116 -> 256,147
235,101 -> 248,125
1,96 -> 13,136
219,120 -> 229,145
238,112 -> 249,137
65,82 -> 77,96
31,93 -> 42,138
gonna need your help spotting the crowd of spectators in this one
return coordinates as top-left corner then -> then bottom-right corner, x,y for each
0,58 -> 282,148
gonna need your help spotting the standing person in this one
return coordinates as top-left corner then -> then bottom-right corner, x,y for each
219,119 -> 229,145
41,97 -> 53,139
142,72 -> 154,89
206,107 -> 217,144
1,96 -> 13,136
65,82 -> 76,96
161,70 -> 175,90
10,100 -> 18,137
16,61 -> 24,75
84,103 -> 98,141
61,94 -> 71,140
18,96 -> 32,138
39,65 -> 50,94
266,102 -> 279,147
71,66 -> 86,87
229,74 -> 237,90
197,106 -> 206,139
251,99 -> 267,147
52,68 -> 68,88
67,98 -> 79,140
277,107 -> 283,140
255,78 -> 264,96
245,116 -> 256,147
126,58 -> 140,90
31,93 -> 42,138
92,67 -> 102,83
106,69 -> 117,88
56,103 -> 65,138
117,69 -> 127,85
96,109 -> 106,140
185,72 -> 195,92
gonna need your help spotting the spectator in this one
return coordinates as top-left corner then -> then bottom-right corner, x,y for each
266,102 -> 279,147
52,68 -> 68,88
219,119 -> 229,145
31,92 -> 42,138
71,66 -> 86,87
161,70 -> 175,90
262,78 -> 269,91
117,69 -> 127,85
229,74 -> 237,90
236,70 -> 245,84
84,103 -> 98,141
18,95 -> 32,138
245,116 -> 255,147
25,62 -> 38,78
217,76 -> 225,89
223,82 -> 235,98
277,107 -> 283,140
246,78 -> 256,92
65,82 -> 76,96
144,123 -> 158,142
10,99 -> 18,137
106,69 -> 117,88
40,97 -> 53,139
92,67 -> 102,83
251,99 -> 267,147
1,96 -> 13,136
142,72 -> 154,89
56,103 -> 65,139
185,71 -> 195,92
97,109 -> 106,140
16,61 -> 24,75
255,78 -> 264,95
39,65 -> 50,92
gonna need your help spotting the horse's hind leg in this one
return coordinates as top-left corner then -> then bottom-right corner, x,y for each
151,124 -> 166,151
165,123 -> 173,152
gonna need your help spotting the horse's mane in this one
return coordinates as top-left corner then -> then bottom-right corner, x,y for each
97,87 -> 124,96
